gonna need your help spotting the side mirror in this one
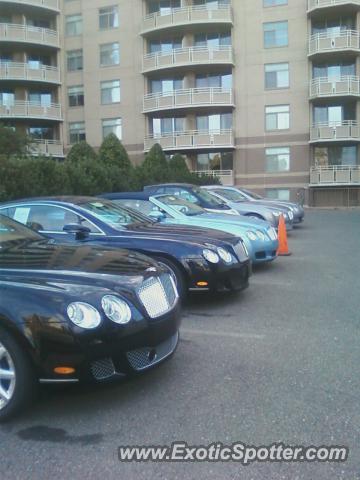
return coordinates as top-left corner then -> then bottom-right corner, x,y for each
63,224 -> 91,240
148,210 -> 165,222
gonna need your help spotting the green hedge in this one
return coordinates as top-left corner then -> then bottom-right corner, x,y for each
0,140 -> 220,202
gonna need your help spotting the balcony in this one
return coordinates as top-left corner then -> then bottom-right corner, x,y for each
310,165 -> 360,184
143,46 -> 234,73
308,0 -> 360,13
0,101 -> 62,120
144,129 -> 234,152
308,30 -> 360,57
310,121 -> 360,142
141,4 -> 233,35
0,62 -> 60,84
310,76 -> 360,99
30,139 -> 64,157
143,87 -> 234,113
0,23 -> 59,48
192,169 -> 234,186
0,0 -> 59,12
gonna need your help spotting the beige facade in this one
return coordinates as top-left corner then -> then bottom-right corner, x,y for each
2,0 -> 360,205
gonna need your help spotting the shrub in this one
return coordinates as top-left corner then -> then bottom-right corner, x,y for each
66,141 -> 97,162
0,124 -> 32,157
139,143 -> 170,187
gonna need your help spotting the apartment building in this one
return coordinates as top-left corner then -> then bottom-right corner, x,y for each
1,0 -> 360,206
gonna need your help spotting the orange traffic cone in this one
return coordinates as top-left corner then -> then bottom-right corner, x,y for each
277,214 -> 291,256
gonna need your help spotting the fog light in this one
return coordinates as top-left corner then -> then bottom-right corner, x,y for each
54,367 -> 76,375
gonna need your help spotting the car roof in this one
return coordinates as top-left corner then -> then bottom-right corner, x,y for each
101,192 -> 151,201
1,196 -> 104,206
144,183 -> 194,189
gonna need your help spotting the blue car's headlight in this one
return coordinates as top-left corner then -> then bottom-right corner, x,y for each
246,230 -> 257,241
256,230 -> 266,241
102,295 -> 132,325
203,249 -> 220,264
67,302 -> 102,329
217,247 -> 233,264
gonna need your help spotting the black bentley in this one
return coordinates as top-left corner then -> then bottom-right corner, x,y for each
0,197 -> 251,298
0,215 -> 181,420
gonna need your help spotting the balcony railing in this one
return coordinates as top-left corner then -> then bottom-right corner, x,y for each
310,120 -> 360,142
0,23 -> 59,48
142,4 -> 233,34
0,101 -> 62,120
192,169 -> 234,186
310,165 -> 360,185
0,62 -> 60,84
308,0 -> 360,12
143,46 -> 234,73
0,0 -> 59,11
144,129 -> 234,152
30,139 -> 64,157
309,30 -> 360,56
310,76 -> 360,98
143,87 -> 234,113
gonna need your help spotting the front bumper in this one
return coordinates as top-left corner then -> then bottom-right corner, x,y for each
183,257 -> 251,293
34,303 -> 182,384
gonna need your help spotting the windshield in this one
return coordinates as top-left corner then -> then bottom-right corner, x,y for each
192,187 -> 226,207
241,188 -> 263,200
80,200 -> 150,231
0,214 -> 43,247
213,189 -> 247,203
158,195 -> 205,216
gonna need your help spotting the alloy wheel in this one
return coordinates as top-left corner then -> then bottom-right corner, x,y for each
0,342 -> 16,411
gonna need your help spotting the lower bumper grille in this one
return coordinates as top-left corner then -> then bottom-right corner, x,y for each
126,332 -> 179,371
90,358 -> 116,381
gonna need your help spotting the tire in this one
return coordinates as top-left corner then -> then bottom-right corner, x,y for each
0,328 -> 37,422
153,256 -> 187,300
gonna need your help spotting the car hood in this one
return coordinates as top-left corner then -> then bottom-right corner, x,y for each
0,238 -> 161,291
123,222 -> 238,247
249,200 -> 293,212
194,212 -> 271,230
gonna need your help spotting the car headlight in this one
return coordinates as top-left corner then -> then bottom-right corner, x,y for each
288,211 -> 294,220
272,211 -> 282,217
256,230 -> 266,241
203,248 -> 220,264
102,295 -> 132,325
67,302 -> 101,329
246,230 -> 257,241
217,247 -> 233,264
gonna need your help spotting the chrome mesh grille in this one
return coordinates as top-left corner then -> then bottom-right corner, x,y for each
126,332 -> 179,371
233,241 -> 248,261
137,274 -> 178,319
90,358 -> 115,380
268,228 -> 278,241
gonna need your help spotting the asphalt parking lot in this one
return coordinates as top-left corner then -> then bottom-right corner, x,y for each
0,209 -> 359,480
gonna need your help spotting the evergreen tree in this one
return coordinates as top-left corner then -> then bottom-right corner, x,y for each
66,141 -> 97,162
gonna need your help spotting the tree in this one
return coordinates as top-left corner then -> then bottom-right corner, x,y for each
139,143 -> 170,186
0,124 -> 32,157
98,134 -> 132,170
168,154 -> 193,182
64,158 -> 112,196
66,141 -> 97,162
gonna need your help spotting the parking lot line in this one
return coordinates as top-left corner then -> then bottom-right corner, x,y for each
181,328 -> 265,340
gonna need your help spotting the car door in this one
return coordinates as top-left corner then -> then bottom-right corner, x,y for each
1,204 -> 102,243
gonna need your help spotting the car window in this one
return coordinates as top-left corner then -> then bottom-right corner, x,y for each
158,195 -> 205,216
8,205 -> 99,233
114,199 -> 169,218
214,189 -> 246,202
164,188 -> 199,204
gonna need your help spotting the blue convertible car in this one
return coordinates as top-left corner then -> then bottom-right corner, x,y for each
103,192 -> 279,265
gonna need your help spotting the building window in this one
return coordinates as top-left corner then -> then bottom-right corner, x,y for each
196,113 -> 232,131
65,14 -> 82,36
149,37 -> 183,54
152,117 -> 185,136
263,0 -> 287,6
69,122 -> 86,143
68,85 -> 84,107
263,21 -> 288,48
266,147 -> 290,172
150,78 -> 183,94
67,49 -> 83,71
194,32 -> 231,47
266,189 -> 290,201
148,0 -> 181,14
99,6 -> 119,29
196,152 -> 233,171
100,42 -> 120,66
28,126 -> 54,140
265,63 -> 289,89
196,72 -> 232,88
102,118 -> 122,139
314,146 -> 357,166
101,80 -> 121,104
265,105 -> 290,130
